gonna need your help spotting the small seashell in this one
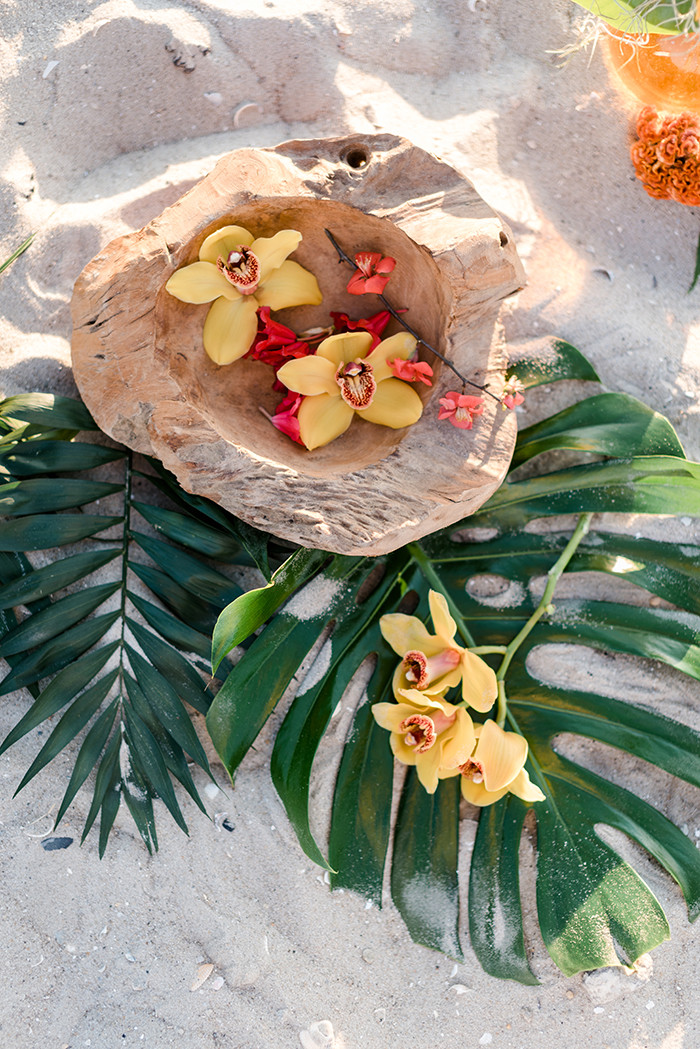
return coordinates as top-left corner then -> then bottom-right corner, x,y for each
299,1020 -> 334,1049
211,976 -> 225,991
191,962 -> 214,991
233,102 -> 262,128
450,984 -> 472,995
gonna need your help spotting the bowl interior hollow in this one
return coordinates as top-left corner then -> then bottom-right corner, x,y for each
154,197 -> 447,475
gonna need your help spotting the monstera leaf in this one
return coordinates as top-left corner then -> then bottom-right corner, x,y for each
0,393 -> 274,854
207,339 -> 700,979
570,0 -> 698,35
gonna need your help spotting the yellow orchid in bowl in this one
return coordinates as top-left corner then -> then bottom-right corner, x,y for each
275,329 -> 424,450
165,224 -> 322,365
379,589 -> 498,712
371,690 -> 476,794
452,719 -> 546,807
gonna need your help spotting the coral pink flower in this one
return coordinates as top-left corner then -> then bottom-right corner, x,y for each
346,252 -> 396,295
330,309 -> 393,347
438,392 -> 484,430
248,307 -> 312,368
501,377 -> 525,410
269,390 -> 304,444
389,358 -> 434,385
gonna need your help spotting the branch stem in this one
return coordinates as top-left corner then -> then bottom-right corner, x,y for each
323,228 -> 501,402
408,542 -> 476,648
496,513 -> 593,685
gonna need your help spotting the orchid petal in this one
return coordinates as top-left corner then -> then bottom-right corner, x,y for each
414,740 -> 445,794
251,230 -> 302,281
367,332 -> 417,380
460,650 -> 498,712
428,591 -> 457,645
276,356 -> 338,396
440,710 -> 476,769
379,613 -> 442,657
316,331 -> 374,367
297,393 -> 354,450
395,690 -> 459,715
371,701 -> 422,732
508,768 -> 546,804
389,731 -> 420,768
256,260 -> 322,310
473,719 -> 528,793
166,261 -> 237,304
358,378 -> 423,428
460,778 -> 510,807
198,225 -> 254,264
202,295 -> 259,365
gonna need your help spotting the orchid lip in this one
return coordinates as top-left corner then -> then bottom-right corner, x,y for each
460,758 -> 484,783
336,358 -> 377,409
217,246 -> 261,294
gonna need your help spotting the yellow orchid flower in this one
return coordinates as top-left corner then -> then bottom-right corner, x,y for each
455,719 -> 546,807
275,330 -> 423,450
380,590 -> 498,713
371,690 -> 476,794
165,225 -> 322,366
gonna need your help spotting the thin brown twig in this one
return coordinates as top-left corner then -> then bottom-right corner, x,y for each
323,228 -> 501,402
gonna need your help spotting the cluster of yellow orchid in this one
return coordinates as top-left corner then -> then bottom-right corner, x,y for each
372,590 -> 546,806
165,222 -> 431,450
165,222 -> 524,452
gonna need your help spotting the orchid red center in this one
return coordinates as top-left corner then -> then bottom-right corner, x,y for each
217,246 -> 260,294
336,358 -> 377,410
403,648 -> 461,689
459,758 -> 484,784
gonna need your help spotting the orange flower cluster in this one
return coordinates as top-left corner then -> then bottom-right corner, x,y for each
631,106 -> 700,206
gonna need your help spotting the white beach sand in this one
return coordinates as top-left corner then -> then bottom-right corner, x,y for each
1,1 -> 700,1046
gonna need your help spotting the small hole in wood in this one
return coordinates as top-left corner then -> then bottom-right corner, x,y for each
342,146 -> 371,170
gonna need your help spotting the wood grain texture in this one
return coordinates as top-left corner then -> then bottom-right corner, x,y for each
71,134 -> 525,555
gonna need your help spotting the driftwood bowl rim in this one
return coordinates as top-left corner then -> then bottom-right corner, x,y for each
71,134 -> 525,555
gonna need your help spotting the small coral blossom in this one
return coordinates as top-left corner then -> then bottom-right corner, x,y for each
330,309 -> 393,346
452,719 -> 546,807
371,690 -> 476,794
438,391 -> 484,430
248,307 -> 312,368
380,590 -> 498,712
501,376 -> 525,410
276,330 -> 423,450
389,357 -> 434,386
165,225 -> 322,365
269,390 -> 304,445
346,252 -> 396,295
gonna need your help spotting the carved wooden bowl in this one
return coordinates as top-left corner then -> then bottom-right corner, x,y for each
71,134 -> 525,555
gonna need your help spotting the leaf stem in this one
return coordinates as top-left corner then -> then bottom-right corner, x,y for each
323,228 -> 500,402
407,542 -> 476,647
496,512 -> 593,686
496,679 -> 508,729
118,450 -> 133,700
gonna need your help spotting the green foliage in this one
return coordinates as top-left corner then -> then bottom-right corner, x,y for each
0,393 -> 274,854
207,338 -> 700,979
569,0 -> 699,35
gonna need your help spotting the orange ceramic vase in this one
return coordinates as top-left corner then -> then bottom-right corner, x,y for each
605,22 -> 700,110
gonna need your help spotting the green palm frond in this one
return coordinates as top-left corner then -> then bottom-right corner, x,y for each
0,393 -> 274,855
